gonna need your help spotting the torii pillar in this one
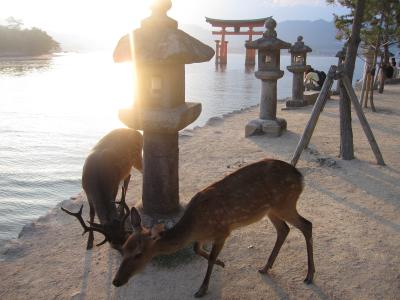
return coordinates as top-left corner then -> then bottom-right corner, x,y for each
245,27 -> 256,66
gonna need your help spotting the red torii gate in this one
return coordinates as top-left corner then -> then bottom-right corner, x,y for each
205,17 -> 269,66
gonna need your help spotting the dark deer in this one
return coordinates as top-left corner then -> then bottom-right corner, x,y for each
112,159 -> 314,297
62,128 -> 143,250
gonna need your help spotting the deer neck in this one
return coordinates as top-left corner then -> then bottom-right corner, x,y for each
153,217 -> 194,255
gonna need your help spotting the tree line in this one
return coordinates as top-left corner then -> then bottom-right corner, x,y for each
325,0 -> 399,161
0,17 -> 60,57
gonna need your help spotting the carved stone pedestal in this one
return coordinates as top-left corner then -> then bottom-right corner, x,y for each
245,118 -> 287,137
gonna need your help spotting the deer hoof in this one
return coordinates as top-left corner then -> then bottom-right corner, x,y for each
304,274 -> 314,285
86,241 -> 94,250
216,259 -> 225,268
194,287 -> 207,298
258,265 -> 271,274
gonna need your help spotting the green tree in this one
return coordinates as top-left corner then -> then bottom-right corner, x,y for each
328,1 -> 400,91
0,18 -> 60,56
6,16 -> 23,30
326,0 -> 366,160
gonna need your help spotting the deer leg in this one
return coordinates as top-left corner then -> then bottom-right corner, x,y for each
123,174 -> 131,191
87,202 -> 95,250
194,238 -> 226,298
193,242 -> 225,268
259,213 -> 290,274
115,175 -> 131,217
280,210 -> 315,284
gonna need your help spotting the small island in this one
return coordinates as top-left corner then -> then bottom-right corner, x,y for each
0,17 -> 60,57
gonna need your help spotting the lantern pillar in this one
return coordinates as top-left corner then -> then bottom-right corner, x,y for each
285,36 -> 312,108
142,132 -> 179,214
245,17 -> 291,137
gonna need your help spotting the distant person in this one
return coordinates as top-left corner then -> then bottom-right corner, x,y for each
391,57 -> 398,78
384,63 -> 394,79
304,67 -> 326,91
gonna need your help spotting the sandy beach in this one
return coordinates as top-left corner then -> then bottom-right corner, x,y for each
1,84 -> 399,300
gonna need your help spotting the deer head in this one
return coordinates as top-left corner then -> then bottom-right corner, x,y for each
112,207 -> 165,287
62,181 -> 133,250
106,183 -> 133,249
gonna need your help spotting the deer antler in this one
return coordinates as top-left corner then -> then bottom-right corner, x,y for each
61,205 -> 109,246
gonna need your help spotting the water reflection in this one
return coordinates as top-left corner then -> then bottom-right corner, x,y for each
0,57 -> 52,76
215,64 -> 227,73
0,52 -> 364,244
245,65 -> 255,74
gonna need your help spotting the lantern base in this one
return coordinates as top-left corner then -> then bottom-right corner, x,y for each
287,65 -> 308,73
135,203 -> 185,230
284,99 -> 308,109
245,118 -> 287,137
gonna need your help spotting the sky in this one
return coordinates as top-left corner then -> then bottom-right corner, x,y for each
0,0 -> 350,48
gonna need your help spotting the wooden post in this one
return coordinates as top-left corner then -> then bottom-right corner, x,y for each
291,65 -> 385,167
368,69 -> 377,112
291,65 -> 337,166
359,71 -> 368,107
368,48 -> 379,112
341,75 -> 385,165
364,73 -> 371,108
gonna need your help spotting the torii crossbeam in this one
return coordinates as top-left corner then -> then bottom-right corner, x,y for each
205,17 -> 269,66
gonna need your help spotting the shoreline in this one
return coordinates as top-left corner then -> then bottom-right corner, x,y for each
1,85 -> 400,299
0,102 -> 264,251
0,54 -> 56,60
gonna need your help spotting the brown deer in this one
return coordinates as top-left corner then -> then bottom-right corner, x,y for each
112,158 -> 314,298
62,128 -> 143,250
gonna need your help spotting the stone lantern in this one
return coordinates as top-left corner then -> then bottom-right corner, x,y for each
336,44 -> 347,67
113,0 -> 214,216
245,17 -> 291,137
334,44 -> 347,95
285,36 -> 312,108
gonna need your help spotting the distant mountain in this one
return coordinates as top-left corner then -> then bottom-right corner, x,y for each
51,19 -> 344,56
277,20 -> 343,56
0,25 -> 60,57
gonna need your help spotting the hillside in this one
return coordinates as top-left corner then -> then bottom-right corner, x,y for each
0,25 -> 60,57
182,20 -> 343,56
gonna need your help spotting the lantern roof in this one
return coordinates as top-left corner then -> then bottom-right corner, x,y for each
336,42 -> 348,58
245,17 -> 291,51
113,0 -> 214,65
289,36 -> 312,54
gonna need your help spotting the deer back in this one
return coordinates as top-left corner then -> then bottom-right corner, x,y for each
181,159 -> 304,240
82,129 -> 143,242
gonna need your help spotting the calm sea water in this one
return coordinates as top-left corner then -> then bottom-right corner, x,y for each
0,52 -> 363,245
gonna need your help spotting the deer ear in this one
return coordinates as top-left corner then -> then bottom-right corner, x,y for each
130,207 -> 142,231
150,223 -> 165,240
